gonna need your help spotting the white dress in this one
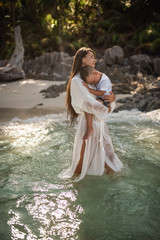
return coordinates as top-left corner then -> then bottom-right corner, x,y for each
59,74 -> 123,182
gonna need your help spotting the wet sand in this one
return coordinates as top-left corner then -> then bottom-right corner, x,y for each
0,107 -> 66,123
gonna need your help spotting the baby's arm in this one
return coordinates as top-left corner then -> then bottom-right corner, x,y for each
82,82 -> 105,96
83,82 -> 112,113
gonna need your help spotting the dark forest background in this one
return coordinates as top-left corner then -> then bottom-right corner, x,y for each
0,0 -> 160,59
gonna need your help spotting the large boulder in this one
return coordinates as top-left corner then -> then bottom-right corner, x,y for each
153,58 -> 160,75
129,54 -> 153,74
23,51 -> 73,81
104,46 -> 124,66
96,59 -> 108,73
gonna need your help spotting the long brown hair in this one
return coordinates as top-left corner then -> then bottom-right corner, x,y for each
66,47 -> 96,125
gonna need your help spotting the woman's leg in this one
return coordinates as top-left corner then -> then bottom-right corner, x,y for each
104,136 -> 115,174
74,140 -> 86,174
105,162 -> 114,174
84,112 -> 93,139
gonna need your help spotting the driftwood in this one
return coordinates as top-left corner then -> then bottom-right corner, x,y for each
0,25 -> 25,81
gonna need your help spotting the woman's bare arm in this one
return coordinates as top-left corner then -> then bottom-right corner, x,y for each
103,92 -> 116,102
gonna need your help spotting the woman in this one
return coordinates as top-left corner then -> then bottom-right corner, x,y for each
59,47 -> 123,182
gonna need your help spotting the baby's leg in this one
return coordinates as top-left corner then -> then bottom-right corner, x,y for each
84,112 -> 94,139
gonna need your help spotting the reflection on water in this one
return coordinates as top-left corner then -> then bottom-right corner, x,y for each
0,110 -> 160,240
8,190 -> 83,240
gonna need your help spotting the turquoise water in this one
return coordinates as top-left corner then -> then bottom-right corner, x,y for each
0,110 -> 160,240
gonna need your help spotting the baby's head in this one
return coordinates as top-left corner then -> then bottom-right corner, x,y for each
80,66 -> 99,85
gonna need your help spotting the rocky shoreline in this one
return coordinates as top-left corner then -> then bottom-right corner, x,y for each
1,46 -> 160,113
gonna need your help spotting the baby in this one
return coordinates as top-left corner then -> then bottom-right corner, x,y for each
80,65 -> 113,139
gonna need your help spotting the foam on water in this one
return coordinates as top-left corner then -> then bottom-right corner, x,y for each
10,112 -> 68,124
1,108 -> 159,127
107,109 -> 160,124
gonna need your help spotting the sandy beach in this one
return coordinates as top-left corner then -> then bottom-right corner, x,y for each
0,79 -> 131,123
0,79 -> 67,122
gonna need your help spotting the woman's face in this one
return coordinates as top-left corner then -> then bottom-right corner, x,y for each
82,51 -> 96,68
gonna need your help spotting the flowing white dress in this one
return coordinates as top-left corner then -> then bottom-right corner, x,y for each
59,73 -> 123,182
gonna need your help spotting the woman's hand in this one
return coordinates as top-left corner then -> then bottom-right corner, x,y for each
82,81 -> 89,90
103,91 -> 116,103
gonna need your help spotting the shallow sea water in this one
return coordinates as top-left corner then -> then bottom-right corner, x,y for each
0,110 -> 160,240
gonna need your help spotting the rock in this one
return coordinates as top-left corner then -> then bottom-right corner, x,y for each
104,46 -> 124,66
51,72 -> 62,80
129,54 -> 153,74
115,72 -> 160,112
96,59 -> 108,73
116,86 -> 160,112
153,58 -> 160,75
38,72 -> 48,78
23,51 -> 73,81
40,82 -> 67,98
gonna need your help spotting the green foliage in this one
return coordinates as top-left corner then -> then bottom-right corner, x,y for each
0,0 -> 160,59
151,38 -> 160,54
97,20 -> 110,30
40,38 -> 50,47
64,43 -> 76,56
139,24 -> 160,45
96,35 -> 106,46
63,31 -> 75,42
25,42 -> 43,58
72,40 -> 88,50
112,33 -> 120,44
134,22 -> 160,55
134,43 -> 153,55
0,42 -> 15,59
52,36 -> 63,46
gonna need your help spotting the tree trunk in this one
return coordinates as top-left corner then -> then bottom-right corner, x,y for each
0,25 -> 25,81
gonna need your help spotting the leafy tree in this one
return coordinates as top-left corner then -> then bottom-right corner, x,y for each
0,0 -> 160,59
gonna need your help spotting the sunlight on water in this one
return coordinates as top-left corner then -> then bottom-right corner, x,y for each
0,110 -> 160,240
